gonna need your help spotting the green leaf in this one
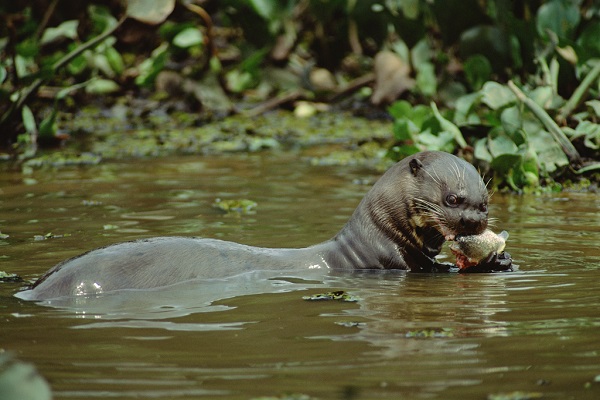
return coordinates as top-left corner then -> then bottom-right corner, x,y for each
39,111 -> 57,138
67,52 -> 87,75
88,5 -> 118,33
15,37 -> 39,58
430,102 -> 467,148
474,138 -> 492,163
85,78 -> 120,94
490,153 -> 522,175
411,39 -> 433,69
388,100 -> 412,120
500,106 -> 520,135
399,0 -> 420,19
172,27 -> 204,48
529,86 -> 556,109
417,130 -> 455,153
225,70 -> 255,93
488,133 -> 518,158
481,81 -> 516,110
0,65 -> 6,84
126,0 -> 175,25
459,25 -> 510,72
415,62 -> 436,96
105,46 -> 124,75
135,43 -> 169,86
575,163 -> 600,174
577,21 -> 600,61
528,128 -> 569,173
464,54 -> 491,91
585,100 -> 600,118
536,0 -> 580,40
574,121 -> 600,150
454,92 -> 482,125
21,105 -> 37,135
248,0 -> 279,20
40,20 -> 79,45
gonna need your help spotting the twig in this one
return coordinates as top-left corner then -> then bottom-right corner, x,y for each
35,0 -> 59,40
328,72 -> 375,102
243,90 -> 305,117
558,61 -> 600,122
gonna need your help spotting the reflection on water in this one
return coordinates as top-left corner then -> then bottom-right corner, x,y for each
1,153 -> 600,399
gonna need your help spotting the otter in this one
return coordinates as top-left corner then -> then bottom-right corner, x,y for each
15,151 -> 511,301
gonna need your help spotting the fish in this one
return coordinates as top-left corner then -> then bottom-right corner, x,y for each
450,229 -> 509,270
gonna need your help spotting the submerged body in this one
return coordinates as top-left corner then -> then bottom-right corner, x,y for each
17,151 -> 507,301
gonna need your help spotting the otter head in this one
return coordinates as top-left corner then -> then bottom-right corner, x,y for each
407,151 -> 489,242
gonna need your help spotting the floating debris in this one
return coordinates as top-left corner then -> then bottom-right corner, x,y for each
213,198 -> 257,215
33,232 -> 71,241
0,271 -> 23,283
405,328 -> 454,338
487,391 -> 543,400
302,290 -> 359,302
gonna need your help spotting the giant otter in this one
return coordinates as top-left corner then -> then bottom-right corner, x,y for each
16,151 -> 511,301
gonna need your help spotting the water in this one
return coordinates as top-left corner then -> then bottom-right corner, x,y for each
1,152 -> 599,399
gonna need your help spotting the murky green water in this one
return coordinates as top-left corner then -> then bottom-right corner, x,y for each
1,152 -> 599,399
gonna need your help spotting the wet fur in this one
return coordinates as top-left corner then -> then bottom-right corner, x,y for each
18,151 -> 490,300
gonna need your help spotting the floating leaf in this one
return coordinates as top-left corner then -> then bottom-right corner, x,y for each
213,199 -> 257,214
405,328 -> 454,338
0,271 -> 23,283
302,290 -> 359,302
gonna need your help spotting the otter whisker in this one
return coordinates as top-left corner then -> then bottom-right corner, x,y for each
413,198 -> 444,217
487,217 -> 499,228
484,177 -> 493,189
422,168 -> 441,186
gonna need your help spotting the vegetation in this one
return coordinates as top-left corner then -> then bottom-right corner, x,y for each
1,0 -> 599,192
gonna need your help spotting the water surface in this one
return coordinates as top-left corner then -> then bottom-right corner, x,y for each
1,152 -> 599,399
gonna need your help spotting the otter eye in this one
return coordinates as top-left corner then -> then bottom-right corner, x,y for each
446,194 -> 459,206
479,203 -> 488,212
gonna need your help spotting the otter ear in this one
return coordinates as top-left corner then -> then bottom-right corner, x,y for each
409,158 -> 424,176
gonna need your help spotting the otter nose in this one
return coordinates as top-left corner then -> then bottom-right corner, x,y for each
459,211 -> 486,234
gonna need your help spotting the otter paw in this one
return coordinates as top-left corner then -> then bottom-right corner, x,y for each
459,251 -> 514,273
